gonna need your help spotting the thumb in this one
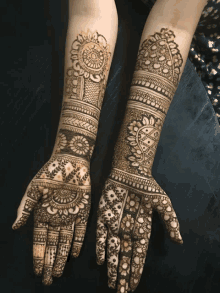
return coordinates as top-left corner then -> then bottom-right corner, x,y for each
12,184 -> 43,230
153,196 -> 183,244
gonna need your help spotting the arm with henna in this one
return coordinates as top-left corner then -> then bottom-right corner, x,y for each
96,0 -> 209,292
12,0 -> 118,285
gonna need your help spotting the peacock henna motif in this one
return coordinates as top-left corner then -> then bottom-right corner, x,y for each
96,28 -> 184,293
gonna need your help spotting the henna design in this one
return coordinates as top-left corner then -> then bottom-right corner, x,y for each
52,224 -> 74,278
13,29 -> 112,285
96,28 -> 184,293
13,154 -> 91,285
126,114 -> 162,176
53,30 -> 111,160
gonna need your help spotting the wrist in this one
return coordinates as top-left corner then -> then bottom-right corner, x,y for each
52,128 -> 95,162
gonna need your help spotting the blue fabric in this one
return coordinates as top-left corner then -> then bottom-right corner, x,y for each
3,0 -> 220,292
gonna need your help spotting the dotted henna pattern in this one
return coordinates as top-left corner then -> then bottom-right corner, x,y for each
96,28 -> 184,293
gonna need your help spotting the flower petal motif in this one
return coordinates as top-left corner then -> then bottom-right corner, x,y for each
69,30 -> 110,82
119,256 -> 130,276
127,115 -> 162,176
121,214 -> 135,233
125,194 -> 140,213
105,188 -> 118,203
69,136 -> 89,156
55,133 -> 67,153
142,117 -> 149,125
109,255 -> 118,266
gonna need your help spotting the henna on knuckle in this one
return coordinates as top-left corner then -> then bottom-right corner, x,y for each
97,27 -> 184,292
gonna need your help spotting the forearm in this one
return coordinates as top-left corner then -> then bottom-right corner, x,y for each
112,0 -> 208,179
52,0 -> 118,161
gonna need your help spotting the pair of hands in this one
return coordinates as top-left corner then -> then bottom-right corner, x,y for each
12,154 -> 183,291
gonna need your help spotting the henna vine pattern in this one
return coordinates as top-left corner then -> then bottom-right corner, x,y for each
97,28 -> 184,293
97,177 -> 183,293
13,155 -> 91,285
13,29 -> 112,287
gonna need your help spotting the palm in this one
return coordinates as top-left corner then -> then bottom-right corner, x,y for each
13,155 -> 91,285
96,176 -> 182,293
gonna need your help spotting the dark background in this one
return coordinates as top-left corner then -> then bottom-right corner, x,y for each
1,0 -> 220,292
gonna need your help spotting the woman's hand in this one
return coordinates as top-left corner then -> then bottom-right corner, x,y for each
12,154 -> 91,285
96,173 -> 182,293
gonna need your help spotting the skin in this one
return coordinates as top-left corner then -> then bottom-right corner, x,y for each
96,1 -> 209,293
12,0 -> 118,286
12,0 -> 208,289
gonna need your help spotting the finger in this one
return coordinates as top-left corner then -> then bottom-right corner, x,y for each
116,192 -> 141,293
71,219 -> 87,258
96,216 -> 108,265
154,196 -> 183,244
107,231 -> 120,289
42,226 -> 60,286
52,223 -> 74,278
12,185 -> 43,230
130,205 -> 152,291
117,235 -> 132,293
33,222 -> 48,276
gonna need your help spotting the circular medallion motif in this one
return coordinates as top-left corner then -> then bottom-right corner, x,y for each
79,43 -> 105,73
71,30 -> 110,82
69,135 -> 89,156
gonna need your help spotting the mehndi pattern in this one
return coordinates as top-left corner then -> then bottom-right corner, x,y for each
13,29 -> 111,285
97,28 -> 184,293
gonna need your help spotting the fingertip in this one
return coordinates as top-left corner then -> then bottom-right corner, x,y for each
71,246 -> 81,258
177,238 -> 183,245
52,271 -> 63,278
42,271 -> 53,286
12,221 -> 20,230
33,260 -> 44,276
42,277 -> 53,286
108,280 -> 116,289
96,258 -> 105,265
170,231 -> 183,245
71,252 -> 80,258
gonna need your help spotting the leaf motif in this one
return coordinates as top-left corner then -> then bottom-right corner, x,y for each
131,162 -> 139,167
143,117 -> 149,125
127,136 -> 135,141
128,156 -> 136,161
63,209 -> 68,216
169,42 -> 177,49
150,116 -> 155,125
130,141 -> 137,146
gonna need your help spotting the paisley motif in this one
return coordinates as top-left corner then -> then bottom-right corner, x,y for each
127,115 -> 162,176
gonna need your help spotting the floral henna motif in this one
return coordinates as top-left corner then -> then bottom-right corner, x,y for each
127,115 -> 162,177
97,28 -> 184,293
13,29 -> 112,285
52,30 -> 111,161
97,178 -> 183,293
13,155 -> 91,285
107,232 -> 120,289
